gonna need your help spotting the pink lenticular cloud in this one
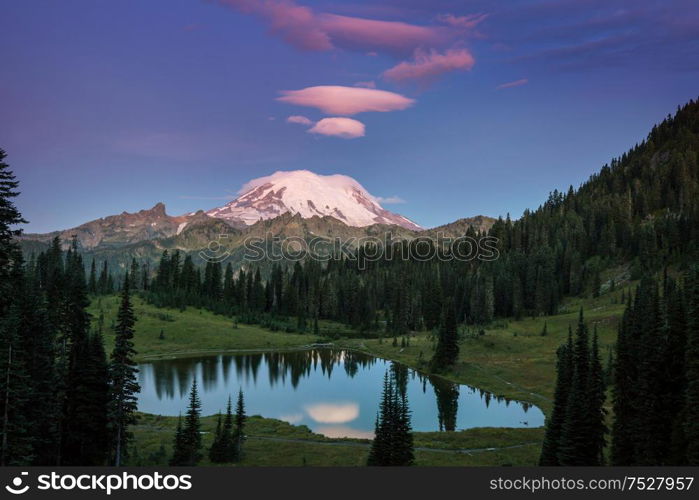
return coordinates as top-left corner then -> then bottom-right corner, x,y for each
277,86 -> 415,115
217,0 -> 473,56
496,78 -> 529,90
383,48 -> 475,83
308,117 -> 365,139
217,0 -> 333,51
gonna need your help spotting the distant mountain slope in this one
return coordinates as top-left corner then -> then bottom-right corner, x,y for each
19,203 -> 229,250
424,216 -> 496,238
18,208 -> 494,274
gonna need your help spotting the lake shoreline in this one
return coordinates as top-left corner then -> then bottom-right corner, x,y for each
137,344 -> 547,423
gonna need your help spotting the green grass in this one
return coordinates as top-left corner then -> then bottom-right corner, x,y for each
129,413 -> 543,467
88,295 -> 320,361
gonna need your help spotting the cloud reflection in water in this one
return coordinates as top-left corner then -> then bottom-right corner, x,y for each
304,402 -> 359,424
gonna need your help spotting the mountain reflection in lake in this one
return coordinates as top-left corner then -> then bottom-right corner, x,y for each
137,349 -> 543,438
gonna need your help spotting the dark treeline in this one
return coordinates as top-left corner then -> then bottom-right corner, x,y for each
0,150 -> 140,466
143,100 -> 699,339
611,270 -> 699,466
87,256 -> 148,296
541,269 -> 699,466
539,310 -> 607,466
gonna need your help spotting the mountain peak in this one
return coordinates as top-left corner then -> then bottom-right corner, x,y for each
141,202 -> 167,217
206,170 -> 422,230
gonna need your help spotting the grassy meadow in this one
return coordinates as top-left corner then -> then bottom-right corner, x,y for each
130,413 -> 544,467
88,295 -> 320,361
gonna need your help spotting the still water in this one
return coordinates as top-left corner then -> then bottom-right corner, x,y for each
137,349 -> 544,438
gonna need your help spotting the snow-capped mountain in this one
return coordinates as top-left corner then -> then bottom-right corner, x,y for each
206,170 -> 423,231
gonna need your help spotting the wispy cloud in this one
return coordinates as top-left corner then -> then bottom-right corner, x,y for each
317,13 -> 447,55
436,13 -> 488,30
383,48 -> 475,83
375,195 -> 406,204
217,0 -> 332,51
496,78 -> 529,90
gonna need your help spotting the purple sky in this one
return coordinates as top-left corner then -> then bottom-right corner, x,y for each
2,0 -> 698,232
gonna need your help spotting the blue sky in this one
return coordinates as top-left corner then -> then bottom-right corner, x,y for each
2,0 -> 698,232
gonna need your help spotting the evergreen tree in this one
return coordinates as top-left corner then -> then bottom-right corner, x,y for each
539,327 -> 573,465
108,273 -> 140,466
232,389 -> 246,461
212,396 -> 236,463
430,298 -> 459,372
88,259 -> 97,294
97,261 -> 110,295
368,373 -> 393,466
557,309 -> 591,465
169,415 -> 186,466
586,326 -> 607,465
170,379 -> 202,466
367,370 -> 414,466
208,412 -> 224,463
0,149 -> 26,313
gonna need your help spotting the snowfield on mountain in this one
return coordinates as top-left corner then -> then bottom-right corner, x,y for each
206,170 -> 422,231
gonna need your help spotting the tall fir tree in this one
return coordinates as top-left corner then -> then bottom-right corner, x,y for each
557,309 -> 591,465
367,370 -> 414,466
0,149 -> 26,314
170,379 -> 202,466
108,273 -> 140,466
586,325 -> 607,465
539,327 -> 573,465
232,389 -> 246,461
430,298 -> 459,373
